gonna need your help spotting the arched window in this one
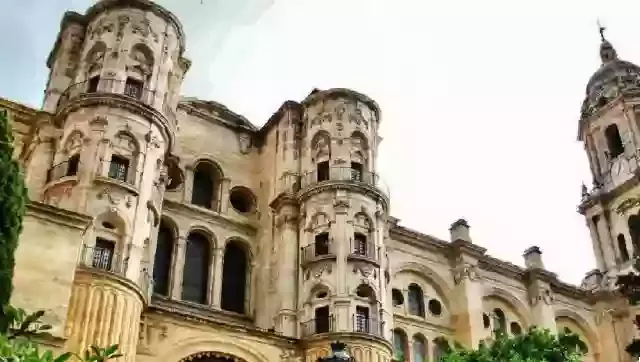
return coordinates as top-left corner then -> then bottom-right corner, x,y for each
152,222 -> 174,296
392,288 -> 404,307
412,335 -> 426,362
408,283 -> 425,317
221,241 -> 248,314
393,329 -> 408,361
628,215 -> 640,257
492,308 -> 507,335
618,234 -> 630,262
191,162 -> 222,210
605,124 -> 624,158
433,337 -> 449,361
66,154 -> 80,177
181,232 -> 210,304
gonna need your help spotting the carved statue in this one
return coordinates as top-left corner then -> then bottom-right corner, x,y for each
129,49 -> 152,77
87,49 -> 105,74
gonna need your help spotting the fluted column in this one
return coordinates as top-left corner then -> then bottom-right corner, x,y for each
65,269 -> 143,362
170,236 -> 186,300
212,247 -> 224,308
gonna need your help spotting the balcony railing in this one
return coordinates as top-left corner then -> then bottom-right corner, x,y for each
58,78 -> 156,109
301,242 -> 337,264
301,167 -> 389,196
46,159 -> 80,183
348,239 -> 380,263
301,316 -> 335,337
352,315 -> 384,337
78,244 -> 127,275
78,244 -> 153,298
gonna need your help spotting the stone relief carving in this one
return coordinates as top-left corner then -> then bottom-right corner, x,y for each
305,262 -> 332,280
335,102 -> 346,120
353,263 -> 377,279
452,257 -> 479,284
313,134 -> 331,160
128,47 -> 153,77
116,15 -> 131,40
89,16 -> 115,39
529,287 -> 554,306
65,132 -> 84,152
238,133 -> 251,154
97,188 -> 133,208
310,113 -> 332,127
354,212 -> 372,231
87,48 -> 106,75
138,316 -> 168,354
131,16 -> 158,42
114,133 -> 137,153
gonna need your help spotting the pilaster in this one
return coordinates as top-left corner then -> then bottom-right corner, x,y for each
170,236 -> 186,300
219,177 -> 231,213
448,219 -> 486,349
522,247 -> 557,331
597,211 -> 617,270
587,217 -> 606,271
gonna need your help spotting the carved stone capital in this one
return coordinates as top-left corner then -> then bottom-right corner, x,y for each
452,262 -> 479,284
275,214 -> 298,229
528,287 -> 554,306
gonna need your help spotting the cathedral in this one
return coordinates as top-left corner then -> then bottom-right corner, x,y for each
1,0 -> 639,361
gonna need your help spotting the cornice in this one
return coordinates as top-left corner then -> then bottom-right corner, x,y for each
301,88 -> 381,125
55,93 -> 174,152
162,199 -> 259,236
578,170 -> 640,214
393,312 -> 454,332
26,201 -> 93,230
84,0 -> 186,57
298,181 -> 389,213
178,101 -> 256,132
148,297 -> 299,347
269,192 -> 299,211
0,97 -> 50,126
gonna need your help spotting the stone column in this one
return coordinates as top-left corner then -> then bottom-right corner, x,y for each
449,219 -> 486,349
182,165 -> 194,204
587,217 -> 606,271
274,203 -> 299,337
219,178 -> 231,213
170,236 -> 186,300
212,247 -> 224,308
523,247 -> 557,331
595,213 -> 616,270
334,191 -> 350,296
593,297 -> 630,362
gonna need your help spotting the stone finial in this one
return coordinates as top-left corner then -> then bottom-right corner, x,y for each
523,246 -> 544,269
449,218 -> 471,243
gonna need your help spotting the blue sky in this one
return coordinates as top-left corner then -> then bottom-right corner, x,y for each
5,0 -> 640,284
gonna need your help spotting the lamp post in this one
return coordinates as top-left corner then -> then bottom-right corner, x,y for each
318,341 -> 355,362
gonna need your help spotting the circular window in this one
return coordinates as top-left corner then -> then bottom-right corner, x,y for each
102,221 -> 115,230
391,288 -> 404,306
510,322 -> 522,335
229,186 -> 256,214
316,291 -> 328,299
428,299 -> 442,316
483,313 -> 490,329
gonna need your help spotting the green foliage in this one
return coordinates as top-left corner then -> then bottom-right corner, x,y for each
0,108 -> 28,332
0,305 -> 121,361
439,328 -> 586,362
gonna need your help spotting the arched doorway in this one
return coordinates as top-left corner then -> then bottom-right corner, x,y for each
180,352 -> 236,362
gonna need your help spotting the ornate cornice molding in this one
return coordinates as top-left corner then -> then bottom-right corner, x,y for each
162,199 -> 259,236
55,93 -> 175,152
26,201 -> 93,230
298,181 -> 389,212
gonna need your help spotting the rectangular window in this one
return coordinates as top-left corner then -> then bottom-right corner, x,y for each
355,306 -> 370,333
87,77 -> 100,93
351,162 -> 363,181
108,155 -> 130,183
93,238 -> 115,271
124,77 -> 144,99
315,306 -> 330,334
317,161 -> 330,182
315,233 -> 330,256
66,155 -> 80,177
354,233 -> 368,256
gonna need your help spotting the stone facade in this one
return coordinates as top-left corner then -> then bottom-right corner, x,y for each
0,1 -> 638,361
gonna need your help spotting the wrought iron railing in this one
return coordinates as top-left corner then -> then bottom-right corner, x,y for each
301,315 -> 335,337
58,78 -> 156,109
78,244 -> 127,275
46,159 -> 80,183
348,239 -> 380,262
300,167 -> 389,196
352,315 -> 384,337
301,241 -> 336,264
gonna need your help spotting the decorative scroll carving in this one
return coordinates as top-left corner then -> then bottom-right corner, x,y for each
97,188 -> 133,208
305,262 -> 332,280
352,263 -> 377,279
131,17 -> 158,42
138,317 -> 168,353
116,15 -> 131,40
529,287 -> 554,306
89,16 -> 115,39
238,133 -> 252,154
452,258 -> 479,284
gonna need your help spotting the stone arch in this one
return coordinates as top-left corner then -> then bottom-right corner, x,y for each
350,130 -> 369,165
354,283 -> 377,303
221,237 -> 252,315
483,287 -> 532,327
85,41 -> 106,75
185,224 -> 218,249
160,336 -> 270,362
191,157 -> 225,211
191,157 -> 225,178
94,209 -> 131,239
555,309 -> 601,355
128,43 -> 155,79
309,211 -> 331,230
62,130 -> 85,154
153,216 -> 179,296
353,211 -> 373,231
307,282 -> 332,302
310,130 -> 331,162
222,237 -> 253,261
112,130 -> 141,156
393,262 -> 453,309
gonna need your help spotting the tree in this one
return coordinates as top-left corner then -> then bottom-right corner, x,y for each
615,254 -> 640,358
439,328 -> 587,362
0,305 -> 121,361
0,108 -> 28,332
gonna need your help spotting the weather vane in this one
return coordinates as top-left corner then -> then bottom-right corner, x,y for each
597,19 -> 606,41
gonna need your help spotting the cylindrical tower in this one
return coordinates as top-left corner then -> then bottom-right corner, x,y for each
294,89 -> 392,362
40,1 -> 189,360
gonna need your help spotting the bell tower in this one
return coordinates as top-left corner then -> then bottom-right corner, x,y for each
269,89 -> 393,362
578,27 -> 640,279
40,0 -> 189,360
